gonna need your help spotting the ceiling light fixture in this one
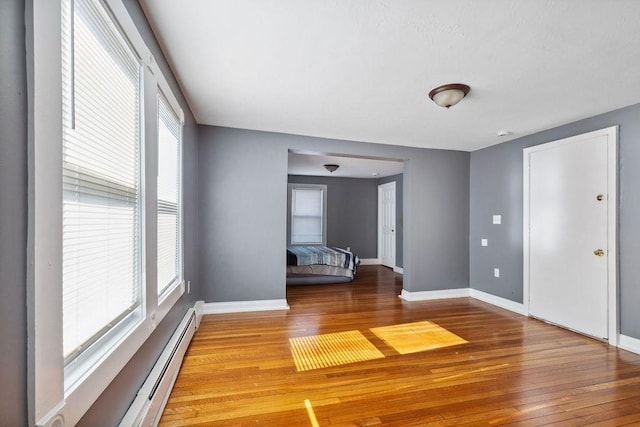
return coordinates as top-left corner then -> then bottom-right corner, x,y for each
428,83 -> 470,109
324,164 -> 339,173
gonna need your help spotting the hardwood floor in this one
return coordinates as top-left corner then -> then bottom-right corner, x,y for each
160,266 -> 640,426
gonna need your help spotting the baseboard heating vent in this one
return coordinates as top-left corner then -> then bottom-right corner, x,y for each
120,308 -> 196,427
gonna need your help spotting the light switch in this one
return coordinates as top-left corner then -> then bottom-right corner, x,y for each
492,215 -> 502,225
494,268 -> 500,278
481,239 -> 488,247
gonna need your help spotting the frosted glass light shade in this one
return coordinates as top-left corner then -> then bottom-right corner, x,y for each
428,84 -> 470,108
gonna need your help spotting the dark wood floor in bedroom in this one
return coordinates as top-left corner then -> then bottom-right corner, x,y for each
159,265 -> 640,426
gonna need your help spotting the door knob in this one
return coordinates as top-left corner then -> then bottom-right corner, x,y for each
593,249 -> 605,257
596,194 -> 605,201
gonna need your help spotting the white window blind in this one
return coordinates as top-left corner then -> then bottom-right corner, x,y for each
62,0 -> 142,362
157,93 -> 182,295
291,186 -> 326,244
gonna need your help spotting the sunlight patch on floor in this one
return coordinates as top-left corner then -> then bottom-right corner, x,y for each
289,330 -> 385,372
370,320 -> 467,354
304,399 -> 320,427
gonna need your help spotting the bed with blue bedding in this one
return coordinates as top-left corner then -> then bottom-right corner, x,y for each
286,245 -> 360,285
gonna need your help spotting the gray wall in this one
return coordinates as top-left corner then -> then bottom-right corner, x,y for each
198,125 -> 469,302
378,174 -> 404,268
287,175 -> 378,258
470,103 -> 640,339
0,0 -> 28,424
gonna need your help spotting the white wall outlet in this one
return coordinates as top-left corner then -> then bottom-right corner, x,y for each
187,280 -> 191,294
494,268 -> 500,278
481,239 -> 488,247
492,215 -> 502,225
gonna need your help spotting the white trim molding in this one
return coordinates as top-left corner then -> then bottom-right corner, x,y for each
359,258 -> 381,265
393,266 -> 404,274
202,299 -> 290,314
619,335 -> 640,356
469,289 -> 525,315
399,288 -> 525,316
399,288 -> 470,302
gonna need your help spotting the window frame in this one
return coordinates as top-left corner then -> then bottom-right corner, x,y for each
28,1 -> 185,425
288,183 -> 327,245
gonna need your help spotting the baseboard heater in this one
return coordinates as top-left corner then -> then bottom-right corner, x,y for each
120,308 -> 196,427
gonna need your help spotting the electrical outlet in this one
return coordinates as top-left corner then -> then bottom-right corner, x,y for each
494,268 -> 500,278
187,280 -> 191,294
481,239 -> 488,247
492,215 -> 502,225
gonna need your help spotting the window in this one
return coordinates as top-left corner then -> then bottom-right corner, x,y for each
289,184 -> 327,245
62,0 -> 142,367
157,93 -> 182,296
30,0 -> 186,424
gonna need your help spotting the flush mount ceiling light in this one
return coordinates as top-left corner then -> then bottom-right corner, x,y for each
324,164 -> 339,173
428,83 -> 470,109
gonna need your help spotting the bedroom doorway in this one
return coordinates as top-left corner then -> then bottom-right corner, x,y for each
287,151 -> 404,291
378,181 -> 396,269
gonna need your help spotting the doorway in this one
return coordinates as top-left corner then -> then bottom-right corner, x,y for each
523,126 -> 617,342
378,181 -> 396,269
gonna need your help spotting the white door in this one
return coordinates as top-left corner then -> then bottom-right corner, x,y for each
378,182 -> 396,269
524,127 -> 617,340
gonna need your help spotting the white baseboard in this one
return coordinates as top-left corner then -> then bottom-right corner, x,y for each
359,258 -> 380,265
393,266 -> 403,274
202,299 -> 290,314
619,334 -> 640,355
469,289 -> 525,315
399,288 -> 470,302
398,287 -> 525,317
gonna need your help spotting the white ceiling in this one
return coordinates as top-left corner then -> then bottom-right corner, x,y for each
140,0 -> 640,152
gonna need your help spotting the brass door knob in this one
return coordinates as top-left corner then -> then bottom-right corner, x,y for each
593,249 -> 605,257
596,194 -> 605,201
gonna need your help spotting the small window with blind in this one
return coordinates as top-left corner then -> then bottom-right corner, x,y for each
289,184 -> 327,245
62,0 -> 142,366
157,93 -> 182,296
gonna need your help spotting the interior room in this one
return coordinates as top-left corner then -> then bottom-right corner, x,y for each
286,152 -> 404,286
3,0 -> 640,425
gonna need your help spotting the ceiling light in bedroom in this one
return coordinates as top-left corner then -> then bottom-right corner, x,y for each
324,164 -> 339,173
428,83 -> 470,109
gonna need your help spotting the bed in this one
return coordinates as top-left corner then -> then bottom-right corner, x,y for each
286,245 -> 360,285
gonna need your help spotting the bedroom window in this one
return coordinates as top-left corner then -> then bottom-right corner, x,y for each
289,184 -> 327,245
157,92 -> 182,296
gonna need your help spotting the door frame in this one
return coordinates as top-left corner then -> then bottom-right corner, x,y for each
378,181 -> 396,268
523,126 -> 618,345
